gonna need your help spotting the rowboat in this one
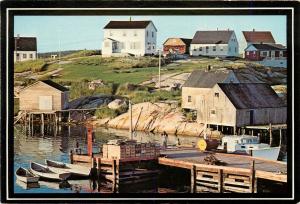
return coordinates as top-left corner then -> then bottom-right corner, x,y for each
16,179 -> 40,190
45,159 -> 91,177
15,167 -> 39,183
29,162 -> 71,181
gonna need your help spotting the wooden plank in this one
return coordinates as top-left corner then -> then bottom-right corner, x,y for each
196,186 -> 219,193
227,175 -> 250,180
197,171 -> 219,178
72,154 -> 92,163
196,181 -> 219,188
223,185 -> 251,193
158,157 -> 193,169
196,176 -> 218,183
223,180 -> 251,187
255,170 -> 287,182
225,177 -> 250,184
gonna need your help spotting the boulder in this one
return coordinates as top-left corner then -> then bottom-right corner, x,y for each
108,99 -> 127,110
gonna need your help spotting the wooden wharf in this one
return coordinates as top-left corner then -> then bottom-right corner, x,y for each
159,148 -> 287,193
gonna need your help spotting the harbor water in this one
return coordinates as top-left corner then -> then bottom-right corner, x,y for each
14,124 -> 199,193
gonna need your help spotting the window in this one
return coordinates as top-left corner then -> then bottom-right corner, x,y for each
210,110 -> 216,114
213,46 -> 216,51
246,51 -> 249,55
193,48 -> 197,51
134,31 -> 137,36
153,45 -> 155,49
109,31 -> 113,36
29,54 -> 33,58
220,46 -> 223,51
279,51 -> 283,57
241,146 -> 246,149
123,31 -> 127,36
188,96 -> 192,102
130,42 -> 141,49
147,31 -> 149,37
199,47 -> 202,51
260,51 -> 268,57
23,54 -> 27,59
152,32 -> 154,38
215,93 -> 219,97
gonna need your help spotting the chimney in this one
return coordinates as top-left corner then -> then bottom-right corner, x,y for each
253,28 -> 255,32
129,16 -> 132,21
17,34 -> 20,39
217,28 -> 218,31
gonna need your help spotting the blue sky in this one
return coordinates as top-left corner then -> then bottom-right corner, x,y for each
14,15 -> 286,53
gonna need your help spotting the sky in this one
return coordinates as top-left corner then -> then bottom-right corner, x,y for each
14,15 -> 286,53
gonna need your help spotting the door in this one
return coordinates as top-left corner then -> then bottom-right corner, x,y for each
39,96 -> 53,110
249,110 -> 254,125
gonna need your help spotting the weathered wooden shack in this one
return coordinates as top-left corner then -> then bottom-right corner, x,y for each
163,38 -> 192,55
181,70 -> 239,111
19,80 -> 69,111
197,83 -> 287,133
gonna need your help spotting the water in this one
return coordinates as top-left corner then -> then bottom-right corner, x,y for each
14,124 -> 199,193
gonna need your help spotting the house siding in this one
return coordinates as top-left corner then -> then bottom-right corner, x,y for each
14,51 -> 37,62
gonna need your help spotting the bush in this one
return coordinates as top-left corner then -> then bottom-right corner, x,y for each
95,106 -> 119,119
15,59 -> 47,73
69,82 -> 114,100
115,83 -> 149,96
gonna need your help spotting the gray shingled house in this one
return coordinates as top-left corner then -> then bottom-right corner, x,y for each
198,83 -> 287,133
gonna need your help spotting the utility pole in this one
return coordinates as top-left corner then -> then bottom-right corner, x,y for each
129,100 -> 133,140
59,30 -> 61,68
158,49 -> 161,90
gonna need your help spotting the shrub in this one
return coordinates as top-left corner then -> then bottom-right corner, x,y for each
69,82 -> 114,100
15,59 -> 47,73
95,106 -> 119,119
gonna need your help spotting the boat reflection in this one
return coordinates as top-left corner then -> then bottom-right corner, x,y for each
39,180 -> 71,190
16,180 -> 40,190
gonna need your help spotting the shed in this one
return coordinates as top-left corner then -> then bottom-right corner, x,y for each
181,69 -> 239,110
19,80 -> 69,111
197,83 -> 287,130
163,38 -> 192,55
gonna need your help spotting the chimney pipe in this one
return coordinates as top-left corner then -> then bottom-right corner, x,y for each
253,29 -> 255,32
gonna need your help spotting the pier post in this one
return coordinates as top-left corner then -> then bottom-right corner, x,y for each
250,160 -> 257,193
112,160 -> 117,192
97,157 -> 101,180
218,169 -> 223,193
269,123 -> 273,147
190,165 -> 196,193
69,150 -> 73,164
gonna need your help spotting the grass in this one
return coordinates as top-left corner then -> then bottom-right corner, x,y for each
14,59 -> 47,73
14,98 -> 19,116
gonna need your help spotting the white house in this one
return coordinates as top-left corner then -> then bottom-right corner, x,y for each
102,20 -> 157,57
190,30 -> 239,58
14,36 -> 37,62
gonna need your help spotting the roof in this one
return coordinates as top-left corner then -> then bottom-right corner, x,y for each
104,20 -> 155,29
183,70 -> 233,88
163,38 -> 192,46
218,83 -> 285,109
191,31 -> 234,44
14,37 -> 37,51
20,80 -> 69,93
246,43 -> 286,51
242,31 -> 275,44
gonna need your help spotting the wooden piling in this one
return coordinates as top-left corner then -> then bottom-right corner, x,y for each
250,160 -> 256,193
218,169 -> 223,193
191,165 -> 196,193
69,150 -> 73,164
112,160 -> 117,192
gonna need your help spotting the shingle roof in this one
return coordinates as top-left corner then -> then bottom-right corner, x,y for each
248,43 -> 286,51
180,38 -> 192,46
14,37 -> 37,51
218,83 -> 285,109
42,80 -> 69,92
191,31 -> 234,44
183,70 -> 233,88
242,31 -> 275,44
104,21 -> 153,29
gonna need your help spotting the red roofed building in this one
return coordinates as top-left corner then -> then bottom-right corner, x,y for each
242,30 -> 276,46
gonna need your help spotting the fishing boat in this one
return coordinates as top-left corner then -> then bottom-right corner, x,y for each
15,167 -> 39,183
217,135 -> 280,161
45,159 -> 91,177
29,162 -> 71,181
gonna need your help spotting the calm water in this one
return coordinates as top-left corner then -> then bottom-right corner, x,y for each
14,124 -> 199,193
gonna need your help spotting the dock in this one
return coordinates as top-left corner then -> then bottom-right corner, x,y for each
159,148 -> 287,193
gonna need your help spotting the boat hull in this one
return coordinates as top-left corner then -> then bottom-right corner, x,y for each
45,160 -> 91,177
15,167 -> 39,183
30,162 -> 71,181
247,147 -> 281,161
